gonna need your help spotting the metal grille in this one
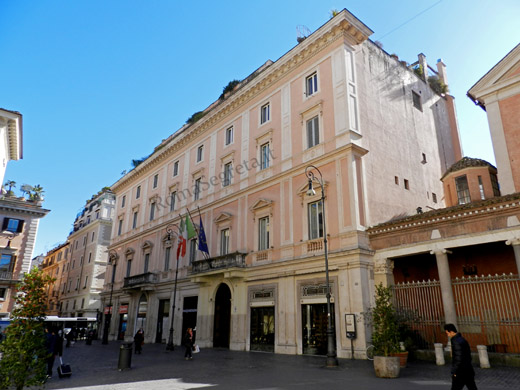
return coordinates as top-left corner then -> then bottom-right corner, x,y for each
452,273 -> 520,353
393,274 -> 520,353
393,279 -> 444,349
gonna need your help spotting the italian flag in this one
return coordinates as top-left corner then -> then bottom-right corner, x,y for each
177,214 -> 197,261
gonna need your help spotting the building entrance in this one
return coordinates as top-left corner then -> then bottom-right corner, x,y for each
250,306 -> 275,352
182,296 -> 198,341
301,303 -> 335,355
156,299 -> 170,343
213,284 -> 231,348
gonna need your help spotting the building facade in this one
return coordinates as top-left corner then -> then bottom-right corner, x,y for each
468,43 -> 520,195
44,188 -> 115,319
101,10 -> 461,358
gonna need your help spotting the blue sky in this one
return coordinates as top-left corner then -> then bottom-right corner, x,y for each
1,0 -> 519,256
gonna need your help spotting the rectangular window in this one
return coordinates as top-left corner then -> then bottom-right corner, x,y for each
126,260 -> 132,277
144,253 -> 150,273
0,254 -> 13,272
173,161 -> 179,176
308,200 -> 324,240
394,176 -> 399,185
260,103 -> 270,124
194,178 -> 201,200
164,247 -> 171,271
81,298 -> 85,309
225,126 -> 233,145
132,212 -> 138,229
455,175 -> 471,205
223,162 -> 232,187
72,260 -> 75,269
68,281 -> 72,292
170,192 -> 176,212
80,256 -> 84,266
150,202 -> 156,221
404,179 -> 410,190
136,185 -> 141,199
412,91 -> 422,111
490,173 -> 500,196
3,218 -> 24,233
189,239 -> 197,263
260,143 -> 270,170
83,236 -> 87,246
306,72 -> 318,96
307,116 -> 319,148
73,300 -> 76,309
91,232 -> 95,242
0,287 -> 7,300
83,275 -> 88,288
118,219 -> 123,236
258,216 -> 269,251
121,195 -> 126,208
432,192 -> 437,203
197,145 -> 204,162
88,252 -> 92,263
153,174 -> 159,188
478,176 -> 485,200
75,278 -> 79,290
220,229 -> 230,255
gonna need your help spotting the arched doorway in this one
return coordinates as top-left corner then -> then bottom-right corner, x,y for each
135,294 -> 147,334
213,283 -> 231,348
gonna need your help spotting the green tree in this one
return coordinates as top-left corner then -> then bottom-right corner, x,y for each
371,283 -> 400,357
0,267 -> 54,390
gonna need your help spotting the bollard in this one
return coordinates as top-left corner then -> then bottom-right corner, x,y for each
118,342 -> 133,371
434,343 -> 445,365
477,345 -> 490,368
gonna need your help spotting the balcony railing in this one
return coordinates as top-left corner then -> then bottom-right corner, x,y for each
0,271 -> 16,281
123,272 -> 158,288
191,252 -> 247,274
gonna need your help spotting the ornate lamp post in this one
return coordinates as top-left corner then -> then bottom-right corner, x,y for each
102,249 -> 118,345
165,224 -> 180,351
305,164 -> 338,367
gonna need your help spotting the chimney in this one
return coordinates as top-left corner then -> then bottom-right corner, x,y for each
436,59 -> 449,88
418,53 -> 428,82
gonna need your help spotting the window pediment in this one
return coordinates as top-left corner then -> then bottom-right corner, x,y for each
142,240 -> 153,252
250,198 -> 273,213
214,212 -> 233,224
125,248 -> 135,257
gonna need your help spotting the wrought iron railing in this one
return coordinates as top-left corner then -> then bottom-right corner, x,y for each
190,252 -> 247,274
0,271 -> 15,281
123,272 -> 158,288
393,273 -> 520,353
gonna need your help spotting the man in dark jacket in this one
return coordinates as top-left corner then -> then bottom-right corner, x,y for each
444,323 -> 478,390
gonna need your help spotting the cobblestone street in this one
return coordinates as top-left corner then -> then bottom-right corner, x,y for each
43,340 -> 520,390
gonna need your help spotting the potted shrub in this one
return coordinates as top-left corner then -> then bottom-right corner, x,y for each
371,283 -> 401,378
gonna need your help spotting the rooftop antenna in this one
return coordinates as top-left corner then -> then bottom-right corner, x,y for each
296,25 -> 311,43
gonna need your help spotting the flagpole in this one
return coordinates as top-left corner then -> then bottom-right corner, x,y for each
166,223 -> 180,351
197,206 -> 210,259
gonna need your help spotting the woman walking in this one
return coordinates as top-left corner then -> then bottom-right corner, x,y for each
183,328 -> 194,360
133,328 -> 144,354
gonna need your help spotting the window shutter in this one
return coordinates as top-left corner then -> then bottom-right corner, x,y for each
2,218 -> 8,231
16,220 -> 24,233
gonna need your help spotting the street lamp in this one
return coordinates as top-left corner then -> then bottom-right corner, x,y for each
165,224 -> 180,351
305,164 -> 338,367
102,249 -> 118,345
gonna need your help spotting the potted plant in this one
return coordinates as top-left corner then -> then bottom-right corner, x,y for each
371,283 -> 401,378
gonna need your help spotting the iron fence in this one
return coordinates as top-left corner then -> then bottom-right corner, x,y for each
393,273 -> 520,353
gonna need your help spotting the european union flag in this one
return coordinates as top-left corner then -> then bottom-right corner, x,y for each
198,216 -> 209,257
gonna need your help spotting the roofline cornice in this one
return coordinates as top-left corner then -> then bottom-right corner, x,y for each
111,10 -> 372,193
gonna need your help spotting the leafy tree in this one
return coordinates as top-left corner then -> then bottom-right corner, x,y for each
30,184 -> 45,201
371,283 -> 400,357
3,180 -> 16,196
0,267 -> 54,390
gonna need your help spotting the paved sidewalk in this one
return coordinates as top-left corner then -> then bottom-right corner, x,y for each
44,340 -> 520,390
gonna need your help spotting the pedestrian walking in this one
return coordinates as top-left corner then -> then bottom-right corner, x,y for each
134,328 -> 144,354
44,327 -> 58,378
183,328 -> 194,360
444,323 -> 478,390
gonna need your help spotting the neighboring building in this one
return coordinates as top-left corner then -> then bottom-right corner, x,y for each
40,242 -> 70,316
367,43 -> 520,355
468,43 -> 520,195
0,108 -> 49,319
0,108 -> 22,186
101,9 -> 461,358
54,188 -> 115,318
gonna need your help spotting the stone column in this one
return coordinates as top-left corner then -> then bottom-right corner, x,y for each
431,250 -> 457,326
374,258 -> 394,287
505,239 -> 520,276
418,53 -> 428,82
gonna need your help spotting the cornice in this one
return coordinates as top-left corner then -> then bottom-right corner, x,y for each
111,11 -> 372,193
368,193 -> 520,236
0,199 -> 49,217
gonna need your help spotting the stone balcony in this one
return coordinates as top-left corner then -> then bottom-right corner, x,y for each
123,272 -> 158,288
190,252 -> 247,274
0,271 -> 17,281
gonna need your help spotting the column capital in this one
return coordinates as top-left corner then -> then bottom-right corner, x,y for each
505,238 -> 520,246
430,249 -> 452,256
